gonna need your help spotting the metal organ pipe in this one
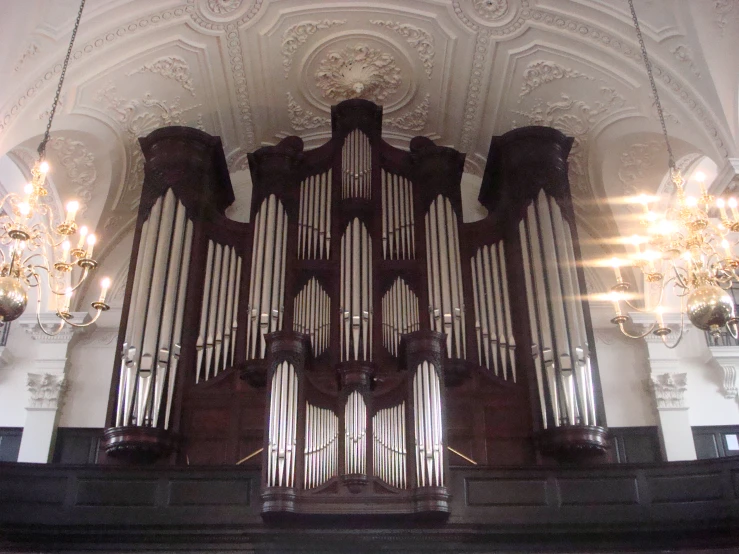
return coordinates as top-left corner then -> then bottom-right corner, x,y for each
304,403 -> 339,489
293,278 -> 330,357
298,170 -> 333,260
425,196 -> 466,359
413,362 -> 443,487
372,403 -> 407,489
519,190 -> 594,428
341,130 -> 371,199
344,391 -> 367,475
471,243 -> 516,380
382,171 -> 415,260
382,278 -> 420,356
267,361 -> 298,488
246,195 -> 289,360
340,219 -> 372,362
115,191 -> 194,429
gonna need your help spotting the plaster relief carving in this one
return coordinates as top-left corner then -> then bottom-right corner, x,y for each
671,45 -> 701,78
718,364 -> 738,399
651,372 -> 688,409
617,140 -> 663,195
47,137 -> 97,217
386,93 -> 430,131
14,42 -> 39,72
286,92 -> 330,131
96,84 -> 190,211
518,61 -> 594,98
315,44 -> 401,103
281,20 -> 346,78
206,0 -> 243,15
128,56 -> 196,97
514,87 -> 626,196
473,0 -> 509,21
26,373 -> 66,409
714,0 -> 739,34
370,21 -> 434,78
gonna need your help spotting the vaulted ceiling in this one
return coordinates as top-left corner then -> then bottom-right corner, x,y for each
0,0 -> 737,303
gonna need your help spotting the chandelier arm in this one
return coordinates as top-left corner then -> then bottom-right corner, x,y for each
37,0 -> 87,159
617,320 -> 657,339
33,287 -> 67,337
627,0 -> 675,169
619,280 -> 664,313
658,310 -> 685,350
28,264 -> 91,296
728,320 -> 739,340
60,307 -> 104,329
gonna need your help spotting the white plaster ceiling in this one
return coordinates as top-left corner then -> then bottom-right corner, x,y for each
0,0 -> 737,283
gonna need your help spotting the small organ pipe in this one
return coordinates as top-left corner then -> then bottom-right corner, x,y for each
205,244 -> 223,379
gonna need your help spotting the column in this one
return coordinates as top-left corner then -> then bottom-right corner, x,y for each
650,372 -> 695,461
16,312 -> 81,463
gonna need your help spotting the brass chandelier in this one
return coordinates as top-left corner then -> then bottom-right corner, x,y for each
0,0 -> 110,332
610,0 -> 738,346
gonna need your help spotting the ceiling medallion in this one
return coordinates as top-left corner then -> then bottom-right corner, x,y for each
315,44 -> 401,103
473,0 -> 509,20
206,0 -> 243,15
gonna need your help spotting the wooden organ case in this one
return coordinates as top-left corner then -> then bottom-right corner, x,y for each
103,99 -> 608,521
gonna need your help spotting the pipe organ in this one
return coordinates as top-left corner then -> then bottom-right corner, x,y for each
105,101 -> 608,520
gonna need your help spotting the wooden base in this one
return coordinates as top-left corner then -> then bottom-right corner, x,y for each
538,425 -> 609,463
102,426 -> 177,463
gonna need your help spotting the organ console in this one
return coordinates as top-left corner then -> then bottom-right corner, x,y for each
103,99 -> 608,520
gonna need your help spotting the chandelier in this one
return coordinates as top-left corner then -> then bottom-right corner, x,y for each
609,0 -> 738,346
0,0 -> 110,332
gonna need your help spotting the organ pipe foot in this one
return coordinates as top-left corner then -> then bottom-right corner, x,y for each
102,426 -> 177,463
261,488 -> 298,516
538,425 -> 610,463
413,486 -> 451,517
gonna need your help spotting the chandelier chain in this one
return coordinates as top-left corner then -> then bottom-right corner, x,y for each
627,0 -> 675,170
37,0 -> 86,159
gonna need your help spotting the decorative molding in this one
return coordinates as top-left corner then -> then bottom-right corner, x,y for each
226,148 -> 250,172
1,5 -> 192,135
188,0 -> 263,30
671,44 -> 701,78
463,157 -> 484,178
286,92 -> 330,131
96,83 -> 191,211
26,373 -> 66,409
617,140 -> 663,195
47,137 -> 97,217
386,93 -> 430,131
650,372 -> 688,409
206,0 -> 243,15
281,20 -> 346,78
714,0 -> 739,34
370,21 -> 434,78
472,0 -> 509,21
127,56 -> 196,97
14,42 -> 39,72
18,312 -> 84,344
518,61 -> 594,98
514,87 -> 626,197
717,364 -> 738,399
315,44 -> 401,103
78,329 -> 119,347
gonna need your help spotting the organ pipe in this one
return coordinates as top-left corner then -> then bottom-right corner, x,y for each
413,361 -> 443,487
293,278 -> 330,357
267,361 -> 299,487
298,171 -> 332,259
344,390 -> 367,475
425,196 -> 466,359
246,195 -> 289,360
372,403 -> 407,489
471,243 -> 516,380
304,403 -> 339,489
382,278 -> 420,356
340,219 -> 372,362
341,130 -> 372,199
520,190 -> 595,428
382,170 -> 415,259
115,190 -> 194,429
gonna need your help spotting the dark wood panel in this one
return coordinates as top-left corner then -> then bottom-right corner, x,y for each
168,478 -> 250,506
694,425 -> 739,459
52,428 -> 101,464
465,478 -> 548,506
558,477 -> 639,505
648,473 -> 724,503
610,426 -> 661,464
75,478 -> 159,507
0,427 -> 21,462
